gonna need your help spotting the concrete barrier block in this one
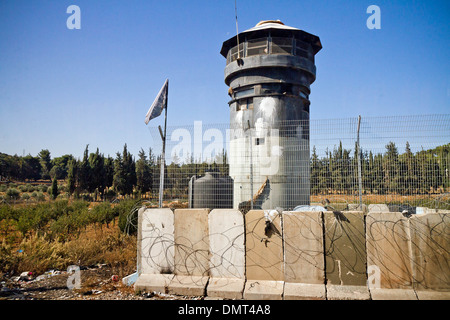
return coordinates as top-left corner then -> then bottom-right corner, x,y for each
348,203 -> 368,213
326,284 -> 370,300
206,278 -> 245,300
366,212 -> 414,289
167,275 -> 209,296
134,273 -> 174,294
368,204 -> 390,213
245,210 -> 284,281
243,280 -> 284,300
283,211 -> 324,284
209,209 -> 245,279
410,212 -> 450,291
324,211 -> 367,286
137,208 -> 175,275
415,290 -> 450,300
283,283 -> 326,300
370,288 -> 417,300
328,203 -> 349,211
174,209 -> 210,276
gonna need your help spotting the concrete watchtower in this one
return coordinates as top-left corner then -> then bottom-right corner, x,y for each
220,20 -> 322,210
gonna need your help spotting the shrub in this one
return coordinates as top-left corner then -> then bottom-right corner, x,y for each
104,189 -> 116,201
117,199 -> 141,235
6,188 -> 20,200
15,235 -> 70,274
22,193 -> 30,200
0,240 -> 20,274
91,202 -> 117,228
36,192 -> 45,201
81,194 -> 93,202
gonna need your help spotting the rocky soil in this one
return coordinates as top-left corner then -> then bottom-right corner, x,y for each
0,266 -> 201,301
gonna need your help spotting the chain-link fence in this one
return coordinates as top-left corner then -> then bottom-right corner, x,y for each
146,114 -> 450,212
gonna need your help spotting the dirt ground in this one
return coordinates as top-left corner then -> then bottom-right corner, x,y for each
0,266 -> 200,301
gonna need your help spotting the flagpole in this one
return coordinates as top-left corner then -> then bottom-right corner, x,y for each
159,80 -> 168,208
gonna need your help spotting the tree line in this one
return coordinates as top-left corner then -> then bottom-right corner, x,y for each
1,141 -> 448,200
0,144 -> 156,200
311,141 -> 449,195
0,144 -> 228,201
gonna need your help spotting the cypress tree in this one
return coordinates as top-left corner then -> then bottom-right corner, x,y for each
383,142 -> 400,193
88,148 -> 105,198
51,177 -> 58,200
79,145 -> 90,193
113,144 -> 136,197
136,148 -> 152,196
67,159 -> 76,197
113,152 -> 125,196
310,146 -> 320,195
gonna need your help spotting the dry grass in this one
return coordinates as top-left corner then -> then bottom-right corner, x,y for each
0,218 -> 136,277
311,193 -> 448,206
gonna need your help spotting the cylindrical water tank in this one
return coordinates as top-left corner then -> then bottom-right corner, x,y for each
220,20 -> 322,210
189,172 -> 233,209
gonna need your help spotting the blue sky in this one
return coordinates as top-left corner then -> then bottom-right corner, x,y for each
0,0 -> 449,159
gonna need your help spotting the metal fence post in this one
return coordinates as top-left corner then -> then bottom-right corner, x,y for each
357,115 -> 363,208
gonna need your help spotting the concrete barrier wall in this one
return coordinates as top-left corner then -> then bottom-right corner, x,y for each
137,207 -> 174,275
244,210 -> 284,299
324,211 -> 366,286
366,212 -> 414,289
410,212 -> 450,291
283,211 -> 324,284
134,208 -> 449,299
245,210 -> 284,281
208,209 -> 246,299
209,209 -> 245,279
134,208 -> 175,293
283,211 -> 326,300
173,208 -> 210,276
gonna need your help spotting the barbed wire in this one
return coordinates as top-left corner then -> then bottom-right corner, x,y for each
136,207 -> 450,293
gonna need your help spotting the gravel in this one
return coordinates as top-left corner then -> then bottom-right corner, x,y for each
0,267 -> 201,301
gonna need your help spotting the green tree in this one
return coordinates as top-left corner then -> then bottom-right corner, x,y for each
113,145 -> 136,197
51,177 -> 58,200
136,148 -> 152,196
104,156 -> 114,190
310,146 -> 320,195
122,144 -> 136,196
22,155 -> 41,180
49,165 -> 65,180
78,145 -> 91,193
113,152 -> 125,195
383,142 -> 400,193
400,141 -> 417,194
88,148 -> 105,198
67,159 -> 76,197
50,154 -> 73,180
38,149 -> 52,180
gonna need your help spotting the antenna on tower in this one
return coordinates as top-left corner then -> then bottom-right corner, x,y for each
235,0 -> 242,61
